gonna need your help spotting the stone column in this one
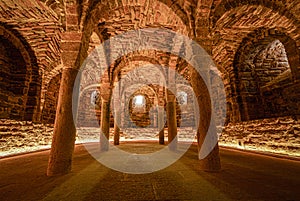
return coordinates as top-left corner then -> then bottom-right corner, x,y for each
47,32 -> 82,176
166,62 -> 178,151
100,84 -> 112,151
113,121 -> 120,145
189,65 -> 221,172
166,93 -> 177,151
100,99 -> 110,151
158,106 -> 165,145
113,98 -> 121,145
113,76 -> 121,145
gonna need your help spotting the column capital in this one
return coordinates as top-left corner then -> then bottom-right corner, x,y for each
61,32 -> 82,41
61,32 -> 82,69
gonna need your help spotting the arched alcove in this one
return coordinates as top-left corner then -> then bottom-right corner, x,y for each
77,86 -> 102,128
127,90 -> 156,128
235,35 -> 298,120
0,35 -> 29,120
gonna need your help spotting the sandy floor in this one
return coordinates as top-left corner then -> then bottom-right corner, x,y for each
0,142 -> 300,201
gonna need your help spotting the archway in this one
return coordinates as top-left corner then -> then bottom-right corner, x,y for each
234,29 -> 300,120
0,26 -> 41,121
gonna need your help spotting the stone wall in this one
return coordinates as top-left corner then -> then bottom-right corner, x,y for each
220,116 -> 300,157
236,38 -> 296,121
0,119 -> 53,157
41,73 -> 61,124
77,88 -> 101,127
262,80 -> 300,118
0,0 -> 62,122
0,36 -> 28,120
176,90 -> 196,127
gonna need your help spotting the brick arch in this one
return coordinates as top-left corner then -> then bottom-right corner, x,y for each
91,3 -> 190,36
210,0 -> 300,29
76,0 -> 193,69
112,55 -> 166,128
113,53 -> 199,128
211,5 -> 300,66
40,64 -> 63,123
211,4 -> 300,122
0,25 -> 41,121
76,84 -> 102,127
117,61 -> 165,95
111,50 -> 195,83
175,84 -> 197,127
84,0 -> 192,33
112,53 -> 165,83
40,0 -> 66,29
234,28 -> 300,80
0,25 -> 35,71
126,85 -> 158,128
110,51 -> 196,124
233,28 -> 300,120
43,64 -> 64,92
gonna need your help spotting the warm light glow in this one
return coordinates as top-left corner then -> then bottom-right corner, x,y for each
177,91 -> 188,105
90,90 -> 99,105
133,95 -> 145,106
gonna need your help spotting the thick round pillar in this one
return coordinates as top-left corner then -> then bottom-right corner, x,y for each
189,66 -> 221,171
113,93 -> 121,145
47,68 -> 78,176
100,99 -> 110,151
158,107 -> 165,145
198,144 -> 221,171
113,124 -> 120,145
159,129 -> 165,145
167,97 -> 177,151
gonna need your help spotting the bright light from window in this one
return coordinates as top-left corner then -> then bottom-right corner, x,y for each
134,95 -> 144,106
91,90 -> 99,105
177,91 -> 187,105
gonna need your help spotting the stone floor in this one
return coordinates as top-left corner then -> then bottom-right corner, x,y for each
0,142 -> 300,201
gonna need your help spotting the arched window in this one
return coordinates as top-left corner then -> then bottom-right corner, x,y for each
177,91 -> 188,105
235,37 -> 294,120
132,95 -> 145,108
90,90 -> 100,105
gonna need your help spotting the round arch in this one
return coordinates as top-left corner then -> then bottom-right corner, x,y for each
235,28 -> 300,81
211,3 -> 300,122
210,0 -> 300,29
76,0 -> 193,73
0,25 -> 41,121
234,28 -> 300,120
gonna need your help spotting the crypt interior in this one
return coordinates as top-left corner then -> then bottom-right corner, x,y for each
0,0 -> 300,200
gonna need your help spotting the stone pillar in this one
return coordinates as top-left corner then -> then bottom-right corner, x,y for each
113,98 -> 121,145
189,65 -> 221,172
47,32 -> 82,176
100,99 -> 110,151
100,84 -> 112,151
158,106 -> 165,145
47,68 -> 78,176
166,94 -> 177,151
113,76 -> 121,145
166,63 -> 178,150
113,121 -> 120,145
